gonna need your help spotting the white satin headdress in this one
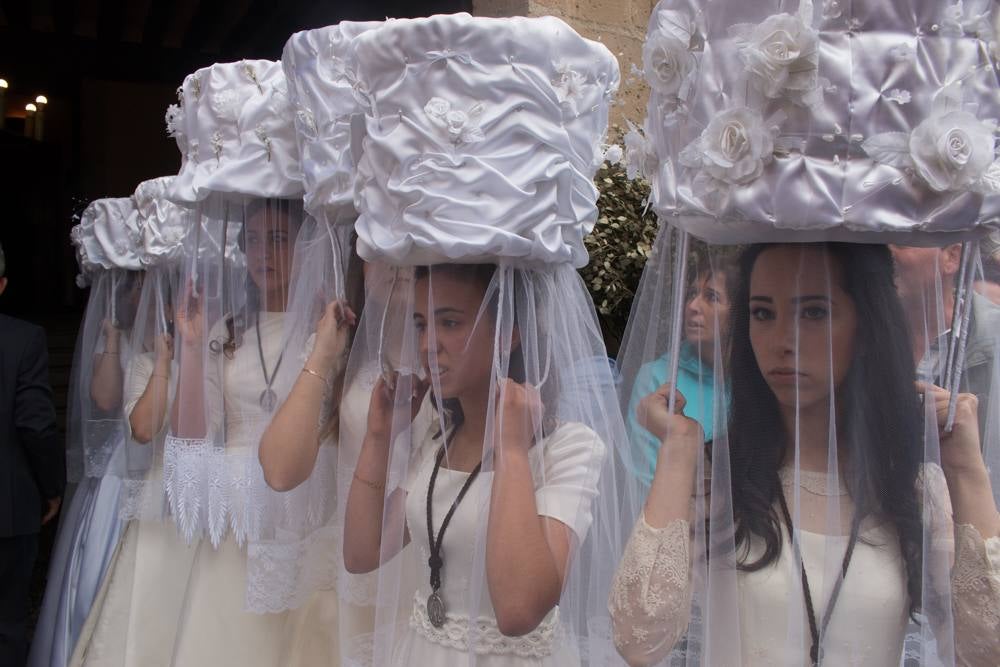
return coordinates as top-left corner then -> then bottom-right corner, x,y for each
349,12 -> 620,267
166,59 -> 303,204
71,201 -> 110,286
72,197 -> 141,283
282,21 -> 381,225
132,176 -> 188,267
632,0 -> 1000,244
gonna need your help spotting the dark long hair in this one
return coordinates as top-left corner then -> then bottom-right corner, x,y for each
414,264 -> 526,433
726,243 -> 924,616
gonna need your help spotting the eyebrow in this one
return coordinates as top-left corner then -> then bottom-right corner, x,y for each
749,295 -> 832,303
413,307 -> 465,318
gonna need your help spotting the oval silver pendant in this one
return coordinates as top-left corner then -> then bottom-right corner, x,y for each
427,590 -> 446,628
259,388 -> 277,412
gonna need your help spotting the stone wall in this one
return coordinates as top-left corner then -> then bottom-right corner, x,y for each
472,0 -> 651,135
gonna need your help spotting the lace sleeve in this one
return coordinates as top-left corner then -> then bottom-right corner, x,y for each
608,514 -> 693,666
952,525 -> 1000,666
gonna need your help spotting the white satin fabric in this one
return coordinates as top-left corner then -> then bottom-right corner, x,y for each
133,177 -> 187,267
92,198 -> 142,272
72,199 -> 136,283
350,13 -> 620,268
167,60 -> 303,204
640,0 -> 1000,245
282,21 -> 380,224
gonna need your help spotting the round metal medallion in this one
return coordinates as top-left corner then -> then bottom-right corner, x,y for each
259,388 -> 278,412
427,590 -> 447,628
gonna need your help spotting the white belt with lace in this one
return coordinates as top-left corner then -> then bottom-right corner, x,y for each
409,591 -> 562,658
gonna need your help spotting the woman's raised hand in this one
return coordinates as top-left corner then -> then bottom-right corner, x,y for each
308,300 -> 357,375
494,378 -> 543,452
101,318 -> 122,352
154,332 -> 174,368
174,283 -> 205,347
638,384 -> 704,461
918,381 -> 984,479
365,373 -> 429,445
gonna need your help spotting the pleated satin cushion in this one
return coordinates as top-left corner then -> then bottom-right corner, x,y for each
167,60 -> 304,204
282,21 -> 381,225
133,176 -> 187,267
634,0 -> 1000,245
89,197 -> 142,272
71,201 -> 111,285
350,13 -> 620,268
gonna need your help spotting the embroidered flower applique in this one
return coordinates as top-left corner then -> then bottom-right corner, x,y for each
423,97 -> 485,145
211,131 -> 224,164
623,120 -> 660,182
165,104 -> 184,138
552,61 -> 587,115
255,124 -> 272,162
190,72 -> 203,99
884,89 -> 912,105
211,89 -> 244,122
296,109 -> 318,141
242,60 -> 264,94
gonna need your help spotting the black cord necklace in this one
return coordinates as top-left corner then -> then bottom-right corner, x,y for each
425,435 -> 483,629
255,315 -> 284,412
776,488 -> 861,667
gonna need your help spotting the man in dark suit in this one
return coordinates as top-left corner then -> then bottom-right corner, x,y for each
0,243 -> 64,666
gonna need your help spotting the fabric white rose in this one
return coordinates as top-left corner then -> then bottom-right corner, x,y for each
642,9 -> 696,99
423,97 -> 485,145
679,107 -> 776,211
680,107 -> 775,185
909,111 -> 995,192
863,85 -> 999,195
730,3 -> 821,107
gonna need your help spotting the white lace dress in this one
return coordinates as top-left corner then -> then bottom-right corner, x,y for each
609,467 -> 1000,666
71,313 -> 338,666
390,421 -> 605,666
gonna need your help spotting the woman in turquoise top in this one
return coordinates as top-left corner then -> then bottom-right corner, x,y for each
626,260 -> 734,485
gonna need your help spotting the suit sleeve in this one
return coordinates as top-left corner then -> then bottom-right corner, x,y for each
15,327 -> 65,500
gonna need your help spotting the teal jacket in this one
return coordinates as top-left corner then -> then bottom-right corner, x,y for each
626,342 -> 729,487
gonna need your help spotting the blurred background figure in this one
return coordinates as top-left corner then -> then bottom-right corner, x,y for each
891,243 -> 1000,447
625,245 -> 738,486
0,242 -> 65,666
975,232 -> 1000,305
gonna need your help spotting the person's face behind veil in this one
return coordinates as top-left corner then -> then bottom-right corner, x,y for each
414,268 -> 496,403
244,203 -> 299,310
685,269 -> 732,361
747,245 -> 858,414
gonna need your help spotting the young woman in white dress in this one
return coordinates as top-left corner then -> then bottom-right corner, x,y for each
335,13 -> 640,666
72,57 -> 340,666
610,244 -> 1000,666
